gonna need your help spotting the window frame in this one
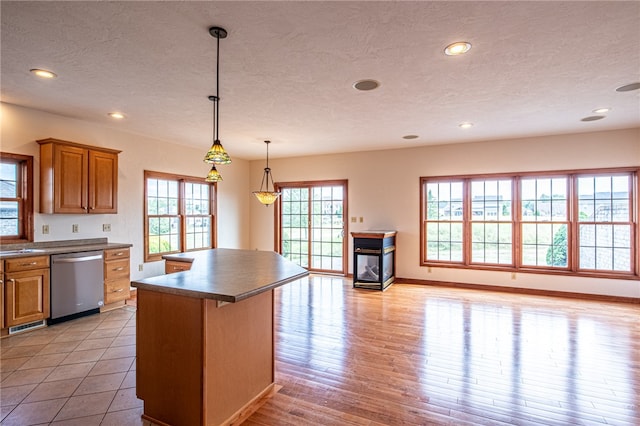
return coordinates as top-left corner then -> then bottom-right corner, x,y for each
144,170 -> 216,262
420,167 -> 639,280
0,152 -> 34,244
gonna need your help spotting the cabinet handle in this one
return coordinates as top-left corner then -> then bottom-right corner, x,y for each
113,267 -> 124,271
114,252 -> 124,256
112,288 -> 124,293
9,279 -> 15,284
20,262 -> 38,266
173,266 -> 184,271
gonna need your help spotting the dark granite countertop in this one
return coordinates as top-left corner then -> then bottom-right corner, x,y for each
132,248 -> 309,303
0,238 -> 132,259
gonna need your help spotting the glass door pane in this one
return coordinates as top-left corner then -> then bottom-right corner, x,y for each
310,186 -> 344,272
281,188 -> 309,267
279,182 -> 346,274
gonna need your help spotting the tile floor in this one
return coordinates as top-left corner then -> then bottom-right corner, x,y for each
0,306 -> 142,425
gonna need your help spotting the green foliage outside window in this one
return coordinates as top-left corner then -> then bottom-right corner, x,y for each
546,225 -> 567,266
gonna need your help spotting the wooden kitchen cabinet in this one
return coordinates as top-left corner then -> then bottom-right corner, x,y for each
103,248 -> 130,307
3,256 -> 50,327
38,138 -> 121,214
165,259 -> 193,274
1,261 -> 4,329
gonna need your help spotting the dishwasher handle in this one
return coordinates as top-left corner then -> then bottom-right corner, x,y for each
53,254 -> 103,263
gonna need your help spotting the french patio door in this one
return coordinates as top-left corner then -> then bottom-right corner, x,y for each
276,180 -> 348,275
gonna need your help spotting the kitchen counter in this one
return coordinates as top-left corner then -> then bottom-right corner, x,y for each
132,248 -> 308,426
132,248 -> 308,302
0,238 -> 132,259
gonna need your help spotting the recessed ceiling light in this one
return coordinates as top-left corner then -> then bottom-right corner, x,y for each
458,122 -> 474,129
592,107 -> 611,114
615,82 -> 640,92
30,68 -> 57,79
353,79 -> 380,91
403,135 -> 419,140
108,112 -> 125,119
581,115 -> 605,122
444,42 -> 471,56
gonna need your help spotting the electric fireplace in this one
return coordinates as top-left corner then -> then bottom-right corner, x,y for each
351,230 -> 396,290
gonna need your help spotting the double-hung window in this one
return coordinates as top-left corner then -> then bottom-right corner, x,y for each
577,173 -> 633,272
144,170 -> 216,262
0,152 -> 34,243
520,176 -> 569,268
421,168 -> 638,279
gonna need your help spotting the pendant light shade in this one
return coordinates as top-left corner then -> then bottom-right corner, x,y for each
203,26 -> 231,180
205,164 -> 223,182
253,140 -> 281,206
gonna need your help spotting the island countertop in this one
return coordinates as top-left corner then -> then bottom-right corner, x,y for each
131,248 -> 309,303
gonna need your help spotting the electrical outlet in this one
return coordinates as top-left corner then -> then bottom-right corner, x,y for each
72,224 -> 79,233
511,272 -> 516,280
103,224 -> 111,232
351,217 -> 357,223
138,264 -> 144,272
42,225 -> 49,234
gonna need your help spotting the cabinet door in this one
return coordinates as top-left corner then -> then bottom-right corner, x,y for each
1,276 -> 4,329
89,150 -> 118,213
54,144 -> 89,213
4,269 -> 50,327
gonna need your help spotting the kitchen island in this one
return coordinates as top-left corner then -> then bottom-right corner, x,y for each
131,248 -> 308,426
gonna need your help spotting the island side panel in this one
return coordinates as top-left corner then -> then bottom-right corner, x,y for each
204,290 -> 274,425
136,288 -> 204,426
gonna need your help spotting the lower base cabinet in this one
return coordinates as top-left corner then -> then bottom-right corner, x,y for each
103,248 -> 130,307
2,256 -> 51,329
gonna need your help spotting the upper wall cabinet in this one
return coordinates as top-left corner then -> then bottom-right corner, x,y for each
38,138 -> 121,214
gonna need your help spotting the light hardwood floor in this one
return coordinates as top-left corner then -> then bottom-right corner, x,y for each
247,276 -> 639,425
1,275 -> 638,425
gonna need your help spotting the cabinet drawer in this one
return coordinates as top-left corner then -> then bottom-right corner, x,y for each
104,258 -> 130,280
105,278 -> 130,304
165,260 -> 192,274
5,256 -> 50,272
104,248 -> 130,261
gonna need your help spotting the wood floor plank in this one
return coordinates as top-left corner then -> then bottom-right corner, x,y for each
247,275 -> 640,425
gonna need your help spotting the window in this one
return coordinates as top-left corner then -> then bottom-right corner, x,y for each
521,176 -> 569,268
470,179 -> 513,265
577,174 -> 632,272
0,152 -> 34,243
144,170 -> 216,262
425,180 -> 463,262
421,168 -> 639,279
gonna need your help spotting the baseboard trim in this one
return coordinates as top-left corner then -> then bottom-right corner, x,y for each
394,277 -> 640,304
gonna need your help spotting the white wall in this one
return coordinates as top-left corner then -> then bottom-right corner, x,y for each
249,127 -> 640,299
1,102 -> 250,280
3,102 -> 639,298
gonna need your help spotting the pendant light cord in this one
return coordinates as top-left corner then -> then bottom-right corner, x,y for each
215,32 -> 220,141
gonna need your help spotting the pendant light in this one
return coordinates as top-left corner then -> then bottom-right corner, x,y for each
205,164 -> 223,182
204,26 -> 231,178
253,140 -> 281,206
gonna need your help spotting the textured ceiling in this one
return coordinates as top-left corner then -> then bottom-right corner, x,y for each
2,1 -> 639,160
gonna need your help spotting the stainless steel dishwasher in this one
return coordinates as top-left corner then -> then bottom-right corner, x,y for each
50,250 -> 104,324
